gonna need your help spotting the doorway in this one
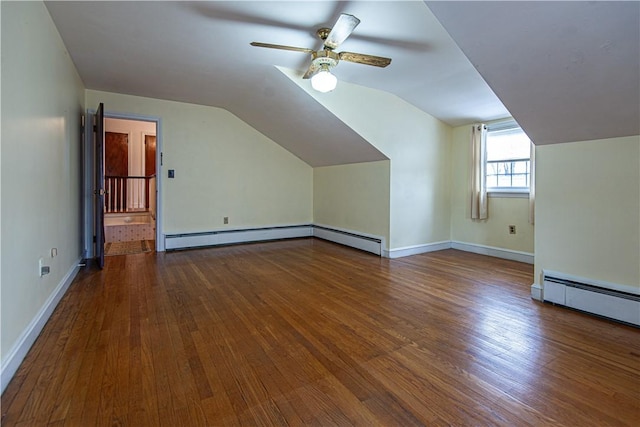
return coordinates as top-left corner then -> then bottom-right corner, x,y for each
103,118 -> 157,255
83,109 -> 163,261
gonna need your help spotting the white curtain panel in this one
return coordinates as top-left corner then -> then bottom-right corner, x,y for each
529,141 -> 536,224
470,123 -> 488,220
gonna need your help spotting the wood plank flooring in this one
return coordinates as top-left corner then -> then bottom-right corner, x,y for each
2,238 -> 639,426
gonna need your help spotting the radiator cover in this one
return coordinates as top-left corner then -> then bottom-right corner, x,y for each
543,272 -> 640,326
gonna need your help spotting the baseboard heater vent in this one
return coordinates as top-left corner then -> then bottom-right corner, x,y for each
165,225 -> 312,251
164,224 -> 383,256
312,225 -> 382,256
543,272 -> 639,326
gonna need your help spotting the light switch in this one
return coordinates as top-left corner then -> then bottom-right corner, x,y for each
168,169 -> 175,178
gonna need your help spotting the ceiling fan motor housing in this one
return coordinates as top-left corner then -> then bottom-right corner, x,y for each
312,50 -> 339,68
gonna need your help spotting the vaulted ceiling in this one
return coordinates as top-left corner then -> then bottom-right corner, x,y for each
45,1 -> 639,166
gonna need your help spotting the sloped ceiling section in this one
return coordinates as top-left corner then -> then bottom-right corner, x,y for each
426,1 -> 640,145
45,1 -> 389,167
228,66 -> 388,167
44,1 -> 512,167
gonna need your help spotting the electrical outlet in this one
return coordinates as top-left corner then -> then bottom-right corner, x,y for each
223,217 -> 229,224
39,258 -> 50,277
509,225 -> 516,234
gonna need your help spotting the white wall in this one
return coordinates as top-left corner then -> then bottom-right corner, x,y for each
1,0 -> 85,382
86,90 -> 313,235
534,135 -> 640,291
450,124 -> 534,255
314,161 -> 390,244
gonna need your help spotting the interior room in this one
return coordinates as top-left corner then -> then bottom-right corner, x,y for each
1,1 -> 638,425
102,118 -> 157,256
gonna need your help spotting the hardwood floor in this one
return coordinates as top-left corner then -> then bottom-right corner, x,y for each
2,238 -> 638,426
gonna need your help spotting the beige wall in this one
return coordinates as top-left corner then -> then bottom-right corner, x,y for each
1,1 -> 85,363
534,135 -> 640,290
86,90 -> 313,235
450,125 -> 534,253
314,161 -> 390,244
386,109 -> 451,251
284,69 -> 452,251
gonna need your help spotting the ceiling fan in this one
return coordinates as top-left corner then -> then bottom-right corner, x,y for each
250,14 -> 392,92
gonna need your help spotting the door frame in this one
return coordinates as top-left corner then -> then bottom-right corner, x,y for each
83,109 -> 164,257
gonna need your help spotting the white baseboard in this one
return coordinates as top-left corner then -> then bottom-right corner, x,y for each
164,226 -> 535,266
451,241 -> 534,264
531,283 -> 543,301
384,241 -> 452,259
164,225 -> 313,250
1,257 -> 82,394
312,225 -> 383,256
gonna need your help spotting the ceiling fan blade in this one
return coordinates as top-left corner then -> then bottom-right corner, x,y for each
302,62 -> 321,79
339,51 -> 392,68
250,42 -> 314,54
324,14 -> 360,49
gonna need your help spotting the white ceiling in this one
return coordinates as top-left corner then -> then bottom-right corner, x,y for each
44,1 -> 639,166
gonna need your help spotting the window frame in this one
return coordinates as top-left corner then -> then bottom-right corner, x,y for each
485,120 -> 531,197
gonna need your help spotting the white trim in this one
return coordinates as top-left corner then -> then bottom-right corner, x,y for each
543,269 -> 639,296
531,283 -> 543,301
488,191 -> 529,199
384,241 -> 452,259
312,224 -> 383,256
165,225 -> 313,250
487,118 -> 519,131
451,241 -> 534,264
1,258 -> 82,394
106,111 -> 164,252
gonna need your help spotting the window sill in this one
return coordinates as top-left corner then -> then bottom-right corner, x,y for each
488,190 -> 530,199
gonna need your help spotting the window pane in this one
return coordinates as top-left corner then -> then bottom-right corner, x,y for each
486,128 -> 530,161
497,175 -> 512,187
512,174 -> 528,187
513,161 -> 528,174
485,124 -> 531,190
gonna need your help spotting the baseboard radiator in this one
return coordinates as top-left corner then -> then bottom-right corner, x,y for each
312,225 -> 382,256
543,272 -> 640,326
164,224 -> 383,256
165,225 -> 312,250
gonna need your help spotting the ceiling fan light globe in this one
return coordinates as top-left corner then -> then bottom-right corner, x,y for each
311,70 -> 337,93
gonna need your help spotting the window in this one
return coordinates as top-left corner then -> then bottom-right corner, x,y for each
486,122 -> 531,193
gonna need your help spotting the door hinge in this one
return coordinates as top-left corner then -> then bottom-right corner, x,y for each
93,235 -> 97,243
161,152 -> 163,166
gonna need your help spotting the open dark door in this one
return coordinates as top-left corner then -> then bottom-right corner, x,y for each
144,134 -> 156,210
94,103 -> 105,268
